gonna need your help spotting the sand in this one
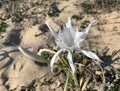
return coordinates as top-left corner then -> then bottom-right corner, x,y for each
0,0 -> 120,90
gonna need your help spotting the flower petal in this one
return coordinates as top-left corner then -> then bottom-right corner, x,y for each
50,49 -> 63,72
60,27 -> 74,47
82,20 -> 96,34
80,49 -> 103,62
65,17 -> 75,37
67,51 -> 76,73
46,21 -> 57,38
55,38 -> 67,49
66,17 -> 72,28
18,47 -> 46,62
75,31 -> 86,43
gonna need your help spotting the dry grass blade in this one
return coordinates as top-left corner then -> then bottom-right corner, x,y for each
81,75 -> 92,91
79,77 -> 84,89
75,63 -> 85,67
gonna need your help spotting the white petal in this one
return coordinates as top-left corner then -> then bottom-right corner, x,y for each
67,51 -> 76,73
65,17 -> 75,37
75,31 -> 86,43
46,21 -> 57,38
18,47 -> 45,62
80,49 -> 103,62
50,49 -> 63,72
66,17 -> 71,28
55,39 -> 67,49
74,31 -> 86,48
82,20 -> 96,34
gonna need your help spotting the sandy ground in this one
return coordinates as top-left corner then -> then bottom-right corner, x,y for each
0,0 -> 120,91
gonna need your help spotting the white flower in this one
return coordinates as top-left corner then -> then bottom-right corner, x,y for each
46,17 -> 102,73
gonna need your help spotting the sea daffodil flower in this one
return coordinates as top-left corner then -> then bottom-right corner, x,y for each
46,17 -> 102,73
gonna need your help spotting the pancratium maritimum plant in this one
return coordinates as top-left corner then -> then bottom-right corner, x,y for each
18,17 -> 103,91
46,17 -> 102,73
18,17 -> 102,73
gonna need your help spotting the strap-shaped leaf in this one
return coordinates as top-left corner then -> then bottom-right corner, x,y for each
18,47 -> 47,63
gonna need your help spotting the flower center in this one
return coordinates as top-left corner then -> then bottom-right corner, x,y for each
59,27 -> 74,48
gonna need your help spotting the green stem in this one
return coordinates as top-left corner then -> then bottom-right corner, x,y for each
64,69 -> 70,91
71,72 -> 80,91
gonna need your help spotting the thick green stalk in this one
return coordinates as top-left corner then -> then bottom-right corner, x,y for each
71,72 -> 80,91
64,69 -> 70,91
